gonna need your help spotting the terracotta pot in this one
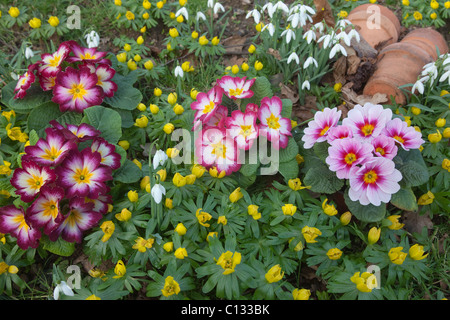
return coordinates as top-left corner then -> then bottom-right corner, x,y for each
363,28 -> 448,105
348,4 -> 401,49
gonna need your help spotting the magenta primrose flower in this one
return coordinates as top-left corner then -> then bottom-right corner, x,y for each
225,110 -> 259,150
302,107 -> 341,149
90,138 -> 121,170
382,118 -> 424,151
191,86 -> 224,127
216,76 -> 255,100
342,103 -> 393,141
326,125 -> 353,144
205,105 -> 228,129
13,63 -> 38,99
66,41 -> 108,63
371,135 -> 398,159
38,41 -> 71,75
326,138 -> 374,179
258,96 -> 292,149
56,148 -> 113,199
81,63 -> 118,97
348,157 -> 402,206
52,66 -> 104,113
11,161 -> 56,202
0,206 -> 41,250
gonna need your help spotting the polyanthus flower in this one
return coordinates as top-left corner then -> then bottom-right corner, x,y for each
90,138 -> 121,170
216,76 -> 255,100
26,186 -> 65,235
195,128 -> 241,175
62,123 -> 101,142
348,157 -> 402,206
258,96 -> 292,149
38,42 -> 71,75
56,149 -> 112,199
326,125 -> 353,143
302,107 -> 341,149
11,160 -> 56,202
23,128 -> 77,167
342,103 -> 393,141
191,86 -> 224,125
66,41 -> 108,63
325,138 -> 374,179
225,110 -> 258,151
371,135 -> 398,160
48,197 -> 102,243
216,251 -> 242,275
52,67 -> 104,113
0,205 -> 41,250
13,63 -> 38,99
382,118 -> 424,151
82,63 -> 118,97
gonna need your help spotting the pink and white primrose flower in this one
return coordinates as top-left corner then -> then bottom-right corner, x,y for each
23,128 -> 77,167
205,105 -> 228,129
56,149 -> 112,199
371,135 -> 398,159
38,73 -> 58,91
342,103 -> 393,141
49,121 -> 101,143
48,197 -> 102,243
191,86 -> 224,126
52,66 -> 104,113
348,157 -> 402,206
216,76 -> 255,100
11,161 -> 56,202
225,110 -> 259,150
90,138 -> 121,170
26,185 -> 65,235
85,194 -> 112,215
326,125 -> 353,144
0,205 -> 41,250
381,118 -> 424,151
13,63 -> 38,99
66,41 -> 108,63
325,138 -> 374,179
81,63 -> 118,97
37,42 -> 71,75
195,127 -> 241,175
302,107 -> 341,149
245,103 -> 259,113
258,96 -> 292,149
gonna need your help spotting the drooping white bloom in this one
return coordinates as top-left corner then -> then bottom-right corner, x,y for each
151,184 -> 166,204
53,281 -> 74,300
245,9 -> 261,24
85,30 -> 100,48
176,7 -> 189,20
412,76 -> 428,95
207,0 -> 214,8
262,23 -> 275,37
196,11 -> 207,21
214,2 -> 225,14
281,28 -> 296,44
314,22 -> 325,34
303,56 -> 318,69
174,65 -> 184,78
302,80 -> 311,90
287,4 -> 315,28
287,52 -> 300,64
439,68 -> 450,85
262,2 -> 275,18
421,62 -> 438,84
275,1 -> 289,14
336,19 -> 352,29
347,29 -> 361,44
153,150 -> 168,170
329,42 -> 347,59
318,32 -> 336,49
25,47 -> 34,59
303,29 -> 316,44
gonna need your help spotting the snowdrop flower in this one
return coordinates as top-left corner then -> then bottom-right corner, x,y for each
442,54 -> 450,66
303,29 -> 316,44
314,22 -> 325,34
275,1 -> 289,14
281,28 -> 296,44
303,56 -> 318,69
412,76 -> 428,95
10,72 -> 19,80
421,62 -> 438,84
207,0 -> 214,8
262,23 -> 275,36
318,32 -> 335,49
176,7 -> 189,20
439,68 -> 450,85
263,2 -> 275,18
53,281 -> 74,300
151,184 -> 166,204
329,42 -> 347,59
337,31 -> 351,47
347,29 -> 361,45
302,80 -> 311,90
153,150 -> 168,170
337,19 -> 352,29
174,65 -> 184,78
25,47 -> 34,59
287,52 -> 300,65
214,2 -> 225,14
196,11 -> 207,21
287,5 -> 314,28
85,30 -> 100,48
245,8 -> 261,24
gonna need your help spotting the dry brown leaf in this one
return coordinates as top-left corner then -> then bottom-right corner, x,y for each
222,35 -> 247,54
312,0 -> 335,27
267,48 -> 281,60
347,55 -> 361,75
279,82 -> 299,104
403,211 -> 434,235
333,56 -> 347,85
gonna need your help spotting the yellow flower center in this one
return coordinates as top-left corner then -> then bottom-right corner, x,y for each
229,88 -> 243,97
69,83 -> 87,100
239,125 -> 253,138
66,209 -> 82,227
361,123 -> 375,136
266,113 -> 280,130
203,100 -> 215,114
363,170 -> 378,184
211,142 -> 227,159
42,200 -> 59,219
319,126 -> 329,136
393,135 -> 405,144
375,147 -> 385,155
42,146 -> 63,161
73,167 -> 93,184
13,214 -> 29,232
49,55 -> 61,68
27,175 -> 44,191
344,153 -> 357,165
80,52 -> 96,60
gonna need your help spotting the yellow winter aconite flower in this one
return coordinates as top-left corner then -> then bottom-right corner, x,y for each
368,227 -> 381,244
265,264 -> 284,283
409,244 -> 428,260
442,159 -> 450,172
229,187 -> 243,203
137,103 -> 147,112
206,232 -> 218,242
435,118 -> 446,128
8,7 -> 20,18
191,164 -> 206,178
132,237 -> 154,252
114,0 -> 122,5
338,11 -> 348,18
216,251 -> 241,275
165,198 -> 173,209
333,82 -> 342,92
113,260 -> 126,278
217,216 -> 227,225
0,161 -> 12,176
86,294 -> 101,300
140,176 -> 150,190
115,208 -> 132,222
413,11 -> 422,20
174,247 -> 188,259
248,44 -> 256,53
254,61 -> 263,71
118,140 -> 130,150
169,28 -> 179,38
446,1 -> 450,8
322,198 -> 338,216
430,0 -> 439,9
163,123 -> 175,134
163,242 -> 174,252
167,92 -> 177,105
326,248 -> 343,260
154,87 -> 162,97
149,104 -> 159,114
29,17 -> 42,29
211,36 -> 220,46
418,191 -> 434,205
116,52 -> 127,63
428,130 -> 442,143
156,1 -> 164,9
231,65 -> 239,74
48,16 -> 60,27
430,12 -> 437,20
402,0 -> 410,5
162,276 -> 180,297
351,272 -> 378,292
6,124 -> 28,142
209,167 -> 226,178
292,288 -> 311,300
126,11 -> 135,20
386,215 -> 404,230
443,127 -> 450,138
389,247 -> 407,265
248,204 -> 261,220
196,208 -> 212,227
157,169 -> 167,182
2,110 -> 16,122
173,173 -> 187,187
288,178 -> 308,191
127,190 -> 139,203
181,61 -> 194,72
302,226 -> 322,243
173,104 -> 184,115
143,0 -> 152,9
191,30 -> 199,39
135,115 -> 148,128
199,35 -> 209,46
127,59 -> 137,71
185,174 -> 196,185
175,223 -> 187,236
282,204 -> 297,216
241,62 -> 249,72
340,211 -> 352,225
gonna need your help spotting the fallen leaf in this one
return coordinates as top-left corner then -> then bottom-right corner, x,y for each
267,48 -> 281,60
279,82 -> 299,104
347,55 -> 361,75
333,56 -> 347,85
312,0 -> 335,27
402,211 -> 434,235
